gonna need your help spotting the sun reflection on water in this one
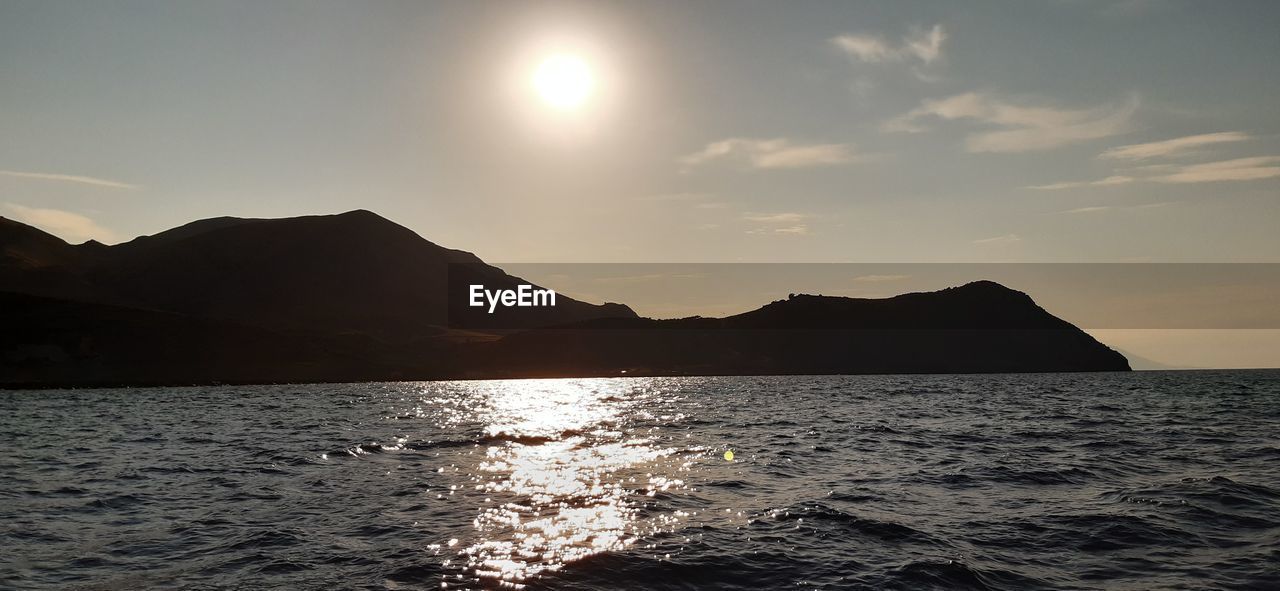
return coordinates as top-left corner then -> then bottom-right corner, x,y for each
428,378 -> 691,588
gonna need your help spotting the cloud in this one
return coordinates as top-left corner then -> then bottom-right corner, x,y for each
1026,175 -> 1135,190
1061,202 -> 1169,214
973,233 -> 1021,245
852,274 -> 911,282
592,273 -> 706,285
682,138 -> 860,169
831,25 -> 946,65
1029,131 -> 1278,189
748,225 -> 810,235
637,192 -> 712,202
2,203 -> 119,243
1031,157 -> 1280,189
743,212 -> 811,235
742,212 -> 807,223
885,92 -> 1138,152
1099,131 -> 1250,161
1154,156 -> 1280,183
0,170 -> 138,190
638,192 -> 732,211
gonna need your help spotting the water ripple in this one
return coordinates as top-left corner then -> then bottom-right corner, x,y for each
1,370 -> 1278,589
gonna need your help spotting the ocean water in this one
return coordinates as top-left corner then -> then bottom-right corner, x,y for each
2,371 -> 1278,590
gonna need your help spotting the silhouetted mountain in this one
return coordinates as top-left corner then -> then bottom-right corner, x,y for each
475,282 -> 1130,377
0,217 -> 97,299
1,291 -> 436,386
725,281 -> 1078,329
0,217 -> 79,268
0,210 -> 634,339
1,212 -> 1128,387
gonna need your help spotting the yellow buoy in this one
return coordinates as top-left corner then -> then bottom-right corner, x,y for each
724,450 -> 734,461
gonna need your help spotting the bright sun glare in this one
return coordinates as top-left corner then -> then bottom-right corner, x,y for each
533,54 -> 594,110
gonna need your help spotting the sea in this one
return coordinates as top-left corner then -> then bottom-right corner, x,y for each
2,371 -> 1278,590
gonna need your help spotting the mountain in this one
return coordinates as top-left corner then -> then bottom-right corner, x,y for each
0,210 -> 635,339
0,216 -> 80,268
475,282 -> 1131,377
1,211 -> 1128,387
0,216 -> 96,298
1,290 -> 431,386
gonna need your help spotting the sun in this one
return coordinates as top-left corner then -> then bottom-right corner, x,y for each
533,54 -> 594,110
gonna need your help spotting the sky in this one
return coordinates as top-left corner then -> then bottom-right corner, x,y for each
1,1 -> 1278,365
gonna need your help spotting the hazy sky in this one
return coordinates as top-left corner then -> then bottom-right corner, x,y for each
2,0 -> 1278,265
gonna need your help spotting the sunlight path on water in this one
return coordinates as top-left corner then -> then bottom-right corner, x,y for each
6,374 -> 1279,589
426,378 -> 695,588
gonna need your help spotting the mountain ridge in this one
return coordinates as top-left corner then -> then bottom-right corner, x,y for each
0,210 -> 636,337
1,210 -> 1130,387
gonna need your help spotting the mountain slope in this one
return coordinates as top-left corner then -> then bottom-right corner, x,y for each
0,291 -> 435,387
0,210 -> 635,338
1,212 -> 1129,386
0,216 -> 80,269
477,281 -> 1131,376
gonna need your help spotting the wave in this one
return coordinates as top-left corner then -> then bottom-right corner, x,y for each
878,559 -> 1053,591
755,502 -> 935,545
912,465 -> 1098,487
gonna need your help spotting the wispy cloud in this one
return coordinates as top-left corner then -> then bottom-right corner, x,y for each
1060,202 -> 1169,214
831,25 -> 947,65
592,273 -> 706,285
1030,129 -> 1278,189
852,274 -> 911,282
885,92 -> 1138,152
973,233 -> 1021,245
2,203 -> 119,243
1099,131 -> 1250,161
1154,156 -> 1280,183
638,192 -> 731,210
1026,175 -> 1135,190
1030,157 -> 1280,189
743,212 -> 811,235
636,192 -> 712,202
742,212 -> 807,223
0,170 -> 138,190
682,138 -> 860,170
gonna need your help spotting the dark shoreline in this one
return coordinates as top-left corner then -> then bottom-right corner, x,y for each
14,368 -> 1270,392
